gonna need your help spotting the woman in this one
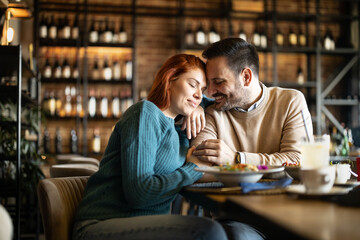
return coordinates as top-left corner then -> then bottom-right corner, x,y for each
73,54 -> 227,240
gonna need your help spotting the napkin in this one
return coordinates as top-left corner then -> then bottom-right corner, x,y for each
239,178 -> 293,194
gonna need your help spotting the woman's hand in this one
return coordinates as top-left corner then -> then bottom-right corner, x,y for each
186,146 -> 217,182
181,105 -> 206,139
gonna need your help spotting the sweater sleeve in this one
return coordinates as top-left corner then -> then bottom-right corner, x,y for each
244,90 -> 313,166
119,110 -> 202,208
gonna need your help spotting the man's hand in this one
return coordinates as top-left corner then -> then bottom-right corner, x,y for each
182,105 -> 206,139
193,139 -> 236,166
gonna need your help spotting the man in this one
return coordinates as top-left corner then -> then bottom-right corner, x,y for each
192,38 -> 313,166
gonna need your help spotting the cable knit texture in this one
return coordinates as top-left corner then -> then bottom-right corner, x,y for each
74,100 -> 202,222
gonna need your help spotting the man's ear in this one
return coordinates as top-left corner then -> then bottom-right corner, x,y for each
241,68 -> 252,86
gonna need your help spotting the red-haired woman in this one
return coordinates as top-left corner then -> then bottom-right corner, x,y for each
73,54 -> 227,240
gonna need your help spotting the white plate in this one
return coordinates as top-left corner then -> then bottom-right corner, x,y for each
195,166 -> 285,186
286,184 -> 350,196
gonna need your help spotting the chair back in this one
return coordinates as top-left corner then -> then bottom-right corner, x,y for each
37,176 -> 89,240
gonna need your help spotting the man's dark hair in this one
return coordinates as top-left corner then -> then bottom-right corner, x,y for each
202,38 -> 259,79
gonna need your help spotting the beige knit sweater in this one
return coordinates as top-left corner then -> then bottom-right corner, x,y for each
192,84 -> 313,166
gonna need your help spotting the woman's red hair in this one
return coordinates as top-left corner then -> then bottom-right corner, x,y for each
147,54 -> 205,110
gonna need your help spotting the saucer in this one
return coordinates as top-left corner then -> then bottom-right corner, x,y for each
286,184 -> 350,196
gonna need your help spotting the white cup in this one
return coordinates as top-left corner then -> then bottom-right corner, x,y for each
300,135 -> 330,170
335,164 -> 351,184
300,166 -> 335,194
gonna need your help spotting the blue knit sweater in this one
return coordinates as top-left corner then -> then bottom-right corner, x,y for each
74,100 -> 203,222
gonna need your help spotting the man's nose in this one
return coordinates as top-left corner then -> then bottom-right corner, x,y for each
207,82 -> 215,96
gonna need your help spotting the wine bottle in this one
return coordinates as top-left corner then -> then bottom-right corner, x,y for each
88,88 -> 97,117
62,57 -> 71,79
125,60 -> 132,81
195,23 -> 206,46
324,28 -> 335,50
260,28 -> 267,48
64,86 -> 72,116
112,58 -> 121,80
102,57 -> 112,81
92,128 -> 101,154
298,28 -> 306,47
100,91 -> 108,118
276,28 -> 284,47
55,128 -> 62,154
43,56 -> 52,78
89,19 -> 98,43
43,128 -> 51,154
39,15 -> 48,39
119,18 -> 128,44
238,24 -> 247,41
55,90 -> 62,117
70,86 -> 77,117
103,18 -> 113,43
48,15 -> 57,40
111,89 -> 120,118
53,56 -> 62,78
76,95 -> 83,117
288,27 -> 297,47
92,58 -> 100,80
48,91 -> 56,116
296,67 -> 304,84
42,90 -> 50,114
70,129 -> 78,154
62,15 -> 71,39
72,15 -> 79,40
208,22 -> 219,44
253,25 -> 261,47
57,16 -> 64,39
72,61 -> 79,79
185,24 -> 194,46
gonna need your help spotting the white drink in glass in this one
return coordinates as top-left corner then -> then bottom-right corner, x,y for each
300,135 -> 330,169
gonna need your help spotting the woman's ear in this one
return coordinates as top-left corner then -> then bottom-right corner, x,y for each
241,68 -> 252,86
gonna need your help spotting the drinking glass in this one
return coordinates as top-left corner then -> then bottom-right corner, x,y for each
300,135 -> 330,170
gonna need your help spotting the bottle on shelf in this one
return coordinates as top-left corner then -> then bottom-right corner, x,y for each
39,15 -> 48,39
100,91 -> 108,118
43,128 -> 51,154
298,28 -> 306,47
195,22 -> 206,46
88,88 -> 97,117
53,56 -> 62,78
72,60 -> 79,79
208,22 -> 220,44
260,27 -> 267,48
62,15 -> 71,39
296,66 -> 305,84
64,85 -> 72,116
92,57 -> 100,80
252,24 -> 261,47
125,60 -> 132,81
70,129 -> 78,154
276,28 -> 284,47
55,128 -> 62,154
48,15 -> 57,40
103,18 -> 113,43
324,28 -> 335,50
112,57 -> 121,80
238,24 -> 247,42
42,90 -> 50,114
62,57 -> 71,79
102,57 -> 112,81
89,19 -> 99,43
72,15 -> 79,40
76,95 -> 84,117
92,128 -> 101,154
111,89 -> 120,118
340,129 -> 350,157
118,18 -> 128,44
43,56 -> 52,78
288,27 -> 297,47
48,91 -> 56,116
70,86 -> 77,116
98,20 -> 105,43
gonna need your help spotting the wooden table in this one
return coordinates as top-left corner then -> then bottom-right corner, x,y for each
181,188 -> 360,240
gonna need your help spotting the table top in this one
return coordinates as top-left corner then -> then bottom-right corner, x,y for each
181,185 -> 360,240
226,194 -> 360,240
